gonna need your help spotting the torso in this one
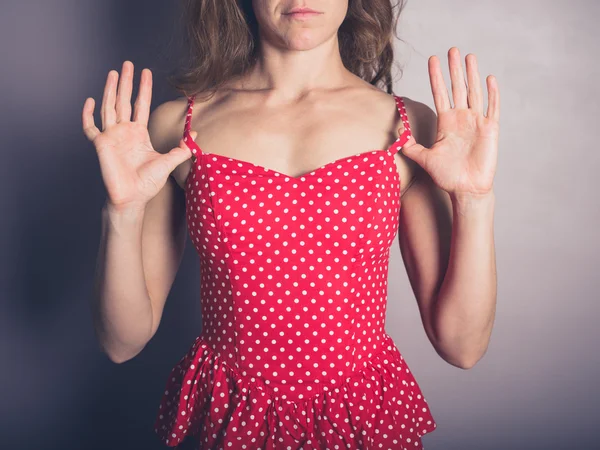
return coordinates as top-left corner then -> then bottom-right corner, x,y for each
169,79 -> 420,195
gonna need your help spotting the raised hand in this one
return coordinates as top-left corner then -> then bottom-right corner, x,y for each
82,61 -> 196,213
400,47 -> 500,199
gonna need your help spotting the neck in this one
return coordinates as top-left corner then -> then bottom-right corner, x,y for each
239,32 -> 350,101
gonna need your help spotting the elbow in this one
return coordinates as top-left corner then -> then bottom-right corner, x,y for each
430,333 -> 489,370
427,319 -> 491,370
106,350 -> 133,364
439,351 -> 483,370
95,332 -> 146,364
92,318 -> 151,364
456,333 -> 492,369
456,357 -> 479,370
436,351 -> 479,370
450,346 -> 489,370
104,345 -> 144,364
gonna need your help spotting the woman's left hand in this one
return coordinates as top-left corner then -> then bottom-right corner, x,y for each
401,47 -> 500,199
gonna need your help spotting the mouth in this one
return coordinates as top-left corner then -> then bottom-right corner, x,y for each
283,6 -> 323,17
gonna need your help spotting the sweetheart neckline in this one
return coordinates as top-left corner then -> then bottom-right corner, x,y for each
183,126 -> 411,189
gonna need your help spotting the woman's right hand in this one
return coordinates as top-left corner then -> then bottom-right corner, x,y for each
82,60 -> 196,214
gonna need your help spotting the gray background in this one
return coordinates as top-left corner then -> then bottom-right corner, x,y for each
1,0 -> 598,449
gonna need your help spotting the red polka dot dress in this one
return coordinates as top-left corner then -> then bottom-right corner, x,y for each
154,94 -> 437,449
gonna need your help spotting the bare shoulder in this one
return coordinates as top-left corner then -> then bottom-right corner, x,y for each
147,96 -> 192,189
396,97 -> 439,193
147,96 -> 190,154
401,97 -> 438,148
353,87 -> 439,195
348,84 -> 436,145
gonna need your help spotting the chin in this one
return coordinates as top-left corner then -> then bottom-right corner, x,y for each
281,30 -> 332,51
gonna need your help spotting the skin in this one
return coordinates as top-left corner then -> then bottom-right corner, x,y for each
84,0 -> 499,368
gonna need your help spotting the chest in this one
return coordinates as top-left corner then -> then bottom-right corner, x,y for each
173,97 -> 409,190
184,146 -> 403,263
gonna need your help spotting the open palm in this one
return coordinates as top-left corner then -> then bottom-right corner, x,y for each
401,47 -> 500,197
82,61 -> 195,212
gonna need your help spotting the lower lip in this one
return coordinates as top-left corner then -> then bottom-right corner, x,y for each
284,11 -> 321,19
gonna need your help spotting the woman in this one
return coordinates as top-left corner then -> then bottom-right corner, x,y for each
83,0 -> 499,448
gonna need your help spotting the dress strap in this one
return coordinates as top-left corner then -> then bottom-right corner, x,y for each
388,95 -> 412,155
183,94 -> 199,162
184,94 -> 195,135
183,93 -> 410,161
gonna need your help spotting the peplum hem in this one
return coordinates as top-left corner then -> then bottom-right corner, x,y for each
154,333 -> 437,450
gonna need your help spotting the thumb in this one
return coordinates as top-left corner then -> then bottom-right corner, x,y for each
180,130 -> 198,159
187,130 -> 198,149
165,131 -> 198,170
399,134 -> 427,165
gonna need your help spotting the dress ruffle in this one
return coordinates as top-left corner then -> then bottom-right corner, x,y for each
154,334 -> 436,449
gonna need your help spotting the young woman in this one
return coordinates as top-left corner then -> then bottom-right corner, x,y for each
83,0 -> 499,448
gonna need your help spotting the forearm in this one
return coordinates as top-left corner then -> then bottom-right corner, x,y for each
432,190 -> 497,369
92,201 -> 154,363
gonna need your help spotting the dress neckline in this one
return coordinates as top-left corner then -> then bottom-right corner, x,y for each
182,94 -> 412,181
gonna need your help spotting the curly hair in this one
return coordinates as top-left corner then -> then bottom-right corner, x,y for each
165,0 -> 407,101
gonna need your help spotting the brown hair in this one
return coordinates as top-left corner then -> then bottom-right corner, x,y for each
165,0 -> 407,101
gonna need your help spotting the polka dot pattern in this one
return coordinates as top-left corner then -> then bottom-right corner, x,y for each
154,95 -> 437,449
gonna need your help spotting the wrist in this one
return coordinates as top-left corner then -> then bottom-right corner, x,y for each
450,190 -> 495,216
102,201 -> 147,231
104,200 -> 147,217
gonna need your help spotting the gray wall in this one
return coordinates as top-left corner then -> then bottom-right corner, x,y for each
0,0 -> 597,449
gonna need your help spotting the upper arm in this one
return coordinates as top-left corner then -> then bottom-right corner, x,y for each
397,98 -> 453,347
143,98 -> 189,338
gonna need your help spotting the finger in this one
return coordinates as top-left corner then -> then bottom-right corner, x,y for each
401,139 -> 428,167
116,61 -> 134,123
428,55 -> 451,114
164,134 -> 197,172
466,54 -> 483,114
133,68 -> 153,127
486,75 -> 500,122
184,131 -> 197,154
82,97 -> 101,142
449,47 -> 468,109
185,131 -> 198,161
101,70 -> 118,130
